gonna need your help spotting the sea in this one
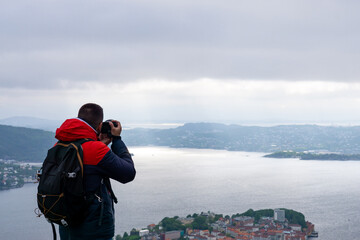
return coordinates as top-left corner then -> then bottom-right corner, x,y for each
0,147 -> 359,240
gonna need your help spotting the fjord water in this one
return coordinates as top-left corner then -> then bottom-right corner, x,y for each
1,147 -> 359,239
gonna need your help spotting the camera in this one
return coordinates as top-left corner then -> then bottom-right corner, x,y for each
100,120 -> 118,137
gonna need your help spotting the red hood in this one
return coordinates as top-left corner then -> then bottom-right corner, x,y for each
55,118 -> 98,142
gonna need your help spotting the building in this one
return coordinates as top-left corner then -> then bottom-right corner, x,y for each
140,229 -> 150,237
148,224 -> 156,230
179,217 -> 194,225
233,216 -> 254,227
161,230 -> 182,240
289,224 -> 302,232
274,209 -> 285,222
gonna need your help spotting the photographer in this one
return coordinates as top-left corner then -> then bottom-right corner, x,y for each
56,103 -> 136,240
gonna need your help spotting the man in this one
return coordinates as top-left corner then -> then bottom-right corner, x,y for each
55,103 -> 136,240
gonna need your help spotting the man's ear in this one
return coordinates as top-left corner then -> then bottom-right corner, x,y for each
96,122 -> 102,134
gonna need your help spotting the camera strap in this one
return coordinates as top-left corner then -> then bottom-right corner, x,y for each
103,177 -> 118,204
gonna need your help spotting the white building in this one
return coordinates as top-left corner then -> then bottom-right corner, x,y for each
274,209 -> 285,222
289,224 -> 302,231
139,229 -> 149,237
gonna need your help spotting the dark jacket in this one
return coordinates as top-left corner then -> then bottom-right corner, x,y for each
55,118 -> 136,240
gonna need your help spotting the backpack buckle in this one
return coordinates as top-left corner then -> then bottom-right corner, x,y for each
67,172 -> 76,178
61,219 -> 68,227
36,169 -> 42,182
95,194 -> 102,203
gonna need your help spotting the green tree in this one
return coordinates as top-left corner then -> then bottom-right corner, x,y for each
130,228 -> 139,236
191,216 -> 208,230
283,209 -> 306,229
236,209 -> 273,223
122,231 -> 141,240
161,217 -> 186,231
214,214 -> 223,221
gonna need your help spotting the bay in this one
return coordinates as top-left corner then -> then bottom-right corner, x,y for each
0,147 -> 359,240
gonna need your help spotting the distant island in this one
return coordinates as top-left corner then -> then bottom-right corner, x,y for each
264,151 -> 360,161
115,209 -> 318,240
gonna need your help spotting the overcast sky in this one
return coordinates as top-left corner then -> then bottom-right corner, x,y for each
1,0 -> 360,126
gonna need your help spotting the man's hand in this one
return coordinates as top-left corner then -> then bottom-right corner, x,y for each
109,120 -> 122,137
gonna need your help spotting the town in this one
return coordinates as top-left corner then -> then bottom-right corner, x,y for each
0,159 -> 39,190
116,209 -> 318,240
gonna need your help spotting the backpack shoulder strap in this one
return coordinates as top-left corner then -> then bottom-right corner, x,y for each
55,138 -> 94,177
55,139 -> 118,203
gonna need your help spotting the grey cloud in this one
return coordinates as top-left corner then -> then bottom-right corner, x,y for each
1,0 -> 360,89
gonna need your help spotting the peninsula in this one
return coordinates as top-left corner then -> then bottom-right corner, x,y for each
0,159 -> 39,190
116,209 -> 318,240
264,151 -> 360,161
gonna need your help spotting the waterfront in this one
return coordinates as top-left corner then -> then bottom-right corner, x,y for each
0,147 -> 359,239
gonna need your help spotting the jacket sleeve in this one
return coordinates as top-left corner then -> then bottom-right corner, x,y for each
97,137 -> 136,183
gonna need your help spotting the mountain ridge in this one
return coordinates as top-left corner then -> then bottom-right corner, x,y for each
2,122 -> 360,162
0,116 -> 61,132
123,122 -> 360,154
0,124 -> 55,162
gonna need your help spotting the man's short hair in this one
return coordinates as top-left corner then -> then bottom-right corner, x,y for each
78,103 -> 104,130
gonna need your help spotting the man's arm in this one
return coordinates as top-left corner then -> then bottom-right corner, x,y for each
97,120 -> 136,183
97,138 -> 136,183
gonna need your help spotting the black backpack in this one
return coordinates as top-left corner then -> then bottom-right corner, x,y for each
36,138 -> 92,229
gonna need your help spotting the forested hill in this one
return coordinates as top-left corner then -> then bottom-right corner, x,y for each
123,123 -> 360,154
0,125 -> 54,162
3,122 -> 360,162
